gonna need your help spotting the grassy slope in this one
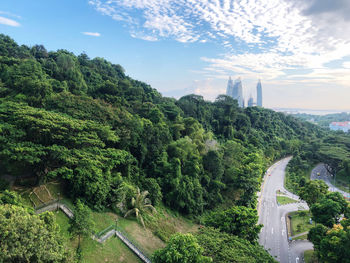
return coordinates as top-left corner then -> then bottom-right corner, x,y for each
289,211 -> 313,237
16,181 -> 197,263
53,209 -> 141,263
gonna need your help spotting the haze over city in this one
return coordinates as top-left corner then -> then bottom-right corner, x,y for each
1,0 -> 350,110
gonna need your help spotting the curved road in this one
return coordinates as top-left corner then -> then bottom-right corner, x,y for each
258,157 -> 313,263
310,164 -> 350,199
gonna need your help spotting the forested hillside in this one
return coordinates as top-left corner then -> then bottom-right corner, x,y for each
0,34 -> 323,213
0,34 -> 347,262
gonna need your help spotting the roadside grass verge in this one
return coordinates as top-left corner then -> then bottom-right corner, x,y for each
276,195 -> 298,205
294,234 -> 308,240
304,250 -> 318,263
334,172 -> 350,193
289,210 -> 313,238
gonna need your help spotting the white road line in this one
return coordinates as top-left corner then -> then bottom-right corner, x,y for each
271,228 -> 274,234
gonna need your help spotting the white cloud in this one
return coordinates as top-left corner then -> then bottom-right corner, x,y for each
89,0 -> 350,108
0,16 -> 20,27
82,32 -> 101,37
0,11 -> 21,19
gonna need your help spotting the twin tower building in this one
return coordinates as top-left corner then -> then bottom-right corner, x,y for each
226,77 -> 262,108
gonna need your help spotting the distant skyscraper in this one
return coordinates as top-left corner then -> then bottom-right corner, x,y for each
248,95 -> 255,107
226,77 -> 244,107
226,76 -> 234,98
256,79 -> 262,107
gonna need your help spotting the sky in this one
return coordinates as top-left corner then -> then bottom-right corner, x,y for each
1,0 -> 350,111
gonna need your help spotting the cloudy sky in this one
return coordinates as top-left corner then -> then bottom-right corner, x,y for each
1,0 -> 350,110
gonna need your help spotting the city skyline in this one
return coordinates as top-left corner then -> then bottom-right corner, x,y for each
1,0 -> 350,110
226,76 -> 261,108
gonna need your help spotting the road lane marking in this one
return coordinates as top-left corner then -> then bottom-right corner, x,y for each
296,257 -> 299,263
282,230 -> 285,236
271,228 -> 274,234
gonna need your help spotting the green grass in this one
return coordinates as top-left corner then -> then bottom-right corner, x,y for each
304,250 -> 318,263
92,211 -> 118,233
81,236 -> 141,263
289,211 -> 313,237
52,209 -> 142,263
54,210 -> 71,240
294,234 -> 308,240
333,172 -> 350,193
277,195 -> 298,205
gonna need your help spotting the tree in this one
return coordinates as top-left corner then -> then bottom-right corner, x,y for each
0,204 -> 71,262
0,190 -> 25,207
310,192 -> 348,227
142,177 -> 163,206
124,187 -> 156,227
204,206 -> 262,242
152,233 -> 212,263
308,220 -> 350,263
196,227 -> 277,263
298,180 -> 328,207
69,199 -> 94,248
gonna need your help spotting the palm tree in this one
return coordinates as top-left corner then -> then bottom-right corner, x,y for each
124,187 -> 156,227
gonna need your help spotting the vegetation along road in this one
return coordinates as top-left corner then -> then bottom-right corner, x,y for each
258,157 -> 312,263
310,164 -> 350,199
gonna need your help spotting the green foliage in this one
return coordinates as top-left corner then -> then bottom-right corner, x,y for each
124,187 -> 156,227
142,178 -> 163,206
196,227 -> 277,263
308,219 -> 350,263
152,233 -> 212,263
0,204 -> 71,262
0,190 -> 25,207
0,34 -> 343,220
0,177 -> 9,191
69,199 -> 95,247
299,180 -> 328,207
204,206 -> 262,242
310,192 -> 348,227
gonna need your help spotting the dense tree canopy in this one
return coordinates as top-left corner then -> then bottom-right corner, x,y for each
196,227 -> 276,263
152,233 -> 212,263
204,206 -> 262,242
0,205 -> 71,262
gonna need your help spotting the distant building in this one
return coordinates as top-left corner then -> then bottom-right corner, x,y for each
247,95 -> 256,107
226,77 -> 244,107
256,79 -> 262,107
329,121 -> 350,132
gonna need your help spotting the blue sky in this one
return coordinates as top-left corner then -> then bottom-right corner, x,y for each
1,0 -> 350,110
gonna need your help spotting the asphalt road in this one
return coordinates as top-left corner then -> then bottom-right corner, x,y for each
310,164 -> 350,199
258,157 -> 312,263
